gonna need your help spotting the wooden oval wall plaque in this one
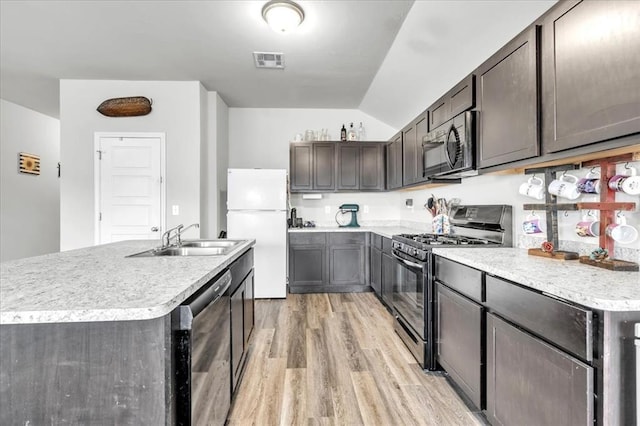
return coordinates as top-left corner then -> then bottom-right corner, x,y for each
97,96 -> 152,117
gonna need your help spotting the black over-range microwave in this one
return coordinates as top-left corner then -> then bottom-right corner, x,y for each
422,111 -> 476,179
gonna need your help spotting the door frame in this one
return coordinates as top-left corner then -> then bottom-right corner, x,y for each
93,132 -> 167,245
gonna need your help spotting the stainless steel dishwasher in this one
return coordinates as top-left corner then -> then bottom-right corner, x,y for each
174,270 -> 232,426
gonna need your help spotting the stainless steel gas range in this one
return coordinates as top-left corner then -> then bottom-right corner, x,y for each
391,205 -> 513,370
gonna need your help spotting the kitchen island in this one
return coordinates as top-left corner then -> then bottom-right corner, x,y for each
0,239 -> 255,424
432,247 -> 640,426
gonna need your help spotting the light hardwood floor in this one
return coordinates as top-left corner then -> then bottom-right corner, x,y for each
228,293 -> 484,425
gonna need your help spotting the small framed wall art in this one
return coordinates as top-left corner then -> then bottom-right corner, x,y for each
18,152 -> 41,175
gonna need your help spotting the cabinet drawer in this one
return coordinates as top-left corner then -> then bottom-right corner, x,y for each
371,233 -> 383,250
329,232 -> 366,246
289,232 -> 327,246
382,237 -> 392,253
435,256 -> 483,303
485,275 -> 593,361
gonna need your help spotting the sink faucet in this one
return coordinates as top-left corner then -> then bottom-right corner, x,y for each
161,224 -> 183,248
176,223 -> 200,246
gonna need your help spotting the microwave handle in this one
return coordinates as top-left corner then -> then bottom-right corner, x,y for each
392,252 -> 425,270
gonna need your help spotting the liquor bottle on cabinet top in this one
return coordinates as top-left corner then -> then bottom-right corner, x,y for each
340,124 -> 347,141
347,122 -> 357,141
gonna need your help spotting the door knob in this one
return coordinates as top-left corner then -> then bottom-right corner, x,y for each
151,227 -> 159,232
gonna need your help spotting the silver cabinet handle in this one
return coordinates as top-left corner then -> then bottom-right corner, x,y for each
151,227 -> 159,232
391,252 -> 424,270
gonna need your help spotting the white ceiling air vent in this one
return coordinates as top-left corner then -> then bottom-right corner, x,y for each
253,52 -> 285,69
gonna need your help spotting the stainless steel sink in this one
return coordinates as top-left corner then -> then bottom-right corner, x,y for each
180,239 -> 242,249
128,244 -> 237,258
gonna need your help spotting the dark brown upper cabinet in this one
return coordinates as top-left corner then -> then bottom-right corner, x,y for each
290,143 -> 313,191
289,142 -> 335,192
541,0 -> 640,153
477,26 -> 540,169
428,74 -> 475,129
402,110 -> 428,186
313,143 -> 336,191
386,133 -> 403,190
336,144 -> 360,190
337,143 -> 385,191
360,143 -> 385,191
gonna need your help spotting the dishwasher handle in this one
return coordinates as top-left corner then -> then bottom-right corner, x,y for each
177,271 -> 231,330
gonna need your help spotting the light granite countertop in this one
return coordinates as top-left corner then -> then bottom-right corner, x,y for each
0,239 -> 255,325
432,247 -> 640,311
288,226 -> 424,239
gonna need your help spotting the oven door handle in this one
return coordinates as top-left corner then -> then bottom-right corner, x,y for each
392,252 -> 425,270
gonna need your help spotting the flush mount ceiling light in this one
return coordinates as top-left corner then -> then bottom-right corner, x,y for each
262,0 -> 305,34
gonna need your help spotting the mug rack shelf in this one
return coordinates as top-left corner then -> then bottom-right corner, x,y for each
523,153 -> 638,271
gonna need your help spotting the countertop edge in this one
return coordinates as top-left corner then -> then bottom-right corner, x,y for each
432,247 -> 640,312
0,240 -> 255,325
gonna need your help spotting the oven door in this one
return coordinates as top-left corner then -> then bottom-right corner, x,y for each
391,251 -> 428,341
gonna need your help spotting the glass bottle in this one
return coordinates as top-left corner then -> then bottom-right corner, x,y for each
357,122 -> 366,141
347,123 -> 357,141
340,124 -> 347,141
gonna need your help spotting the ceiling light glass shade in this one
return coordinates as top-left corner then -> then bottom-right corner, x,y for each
262,0 -> 305,33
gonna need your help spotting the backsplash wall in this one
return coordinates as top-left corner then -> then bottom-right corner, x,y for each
291,161 -> 640,263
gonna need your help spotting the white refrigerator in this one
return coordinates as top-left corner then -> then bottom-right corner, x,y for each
227,169 -> 287,299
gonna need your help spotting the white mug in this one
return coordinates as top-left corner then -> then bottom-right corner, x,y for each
519,176 -> 545,200
548,173 -> 580,200
606,214 -> 638,244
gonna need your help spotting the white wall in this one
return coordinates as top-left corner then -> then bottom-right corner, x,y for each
215,95 -> 229,234
290,164 -> 639,261
201,91 -> 229,238
59,80 -> 202,250
0,99 -> 60,261
228,108 -> 397,170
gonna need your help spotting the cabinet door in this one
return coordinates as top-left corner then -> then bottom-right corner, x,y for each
436,284 -> 483,409
381,252 -> 394,308
486,313 -> 594,426
542,1 -> 640,153
370,247 -> 382,296
290,143 -> 313,191
313,143 -> 335,191
449,74 -> 475,119
477,26 -> 539,168
243,270 -> 254,347
289,246 -> 326,286
230,282 -> 245,391
414,113 -> 428,183
360,144 -> 385,190
402,123 -> 417,186
336,144 -> 360,190
404,111 -> 428,185
386,133 -> 403,190
328,245 -> 365,285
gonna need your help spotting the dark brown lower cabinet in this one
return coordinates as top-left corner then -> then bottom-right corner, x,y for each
381,251 -> 394,308
436,284 -> 483,410
486,313 -> 594,426
289,232 -> 369,293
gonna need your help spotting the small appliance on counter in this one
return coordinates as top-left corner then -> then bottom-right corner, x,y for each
335,204 -> 360,227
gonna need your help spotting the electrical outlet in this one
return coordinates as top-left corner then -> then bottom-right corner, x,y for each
172,205 -> 180,215
363,205 -> 370,214
325,205 -> 331,214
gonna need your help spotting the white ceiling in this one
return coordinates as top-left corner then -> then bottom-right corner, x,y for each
0,0 -> 414,118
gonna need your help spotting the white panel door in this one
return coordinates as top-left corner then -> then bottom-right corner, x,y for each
227,210 -> 287,298
98,137 -> 162,244
227,169 -> 287,211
